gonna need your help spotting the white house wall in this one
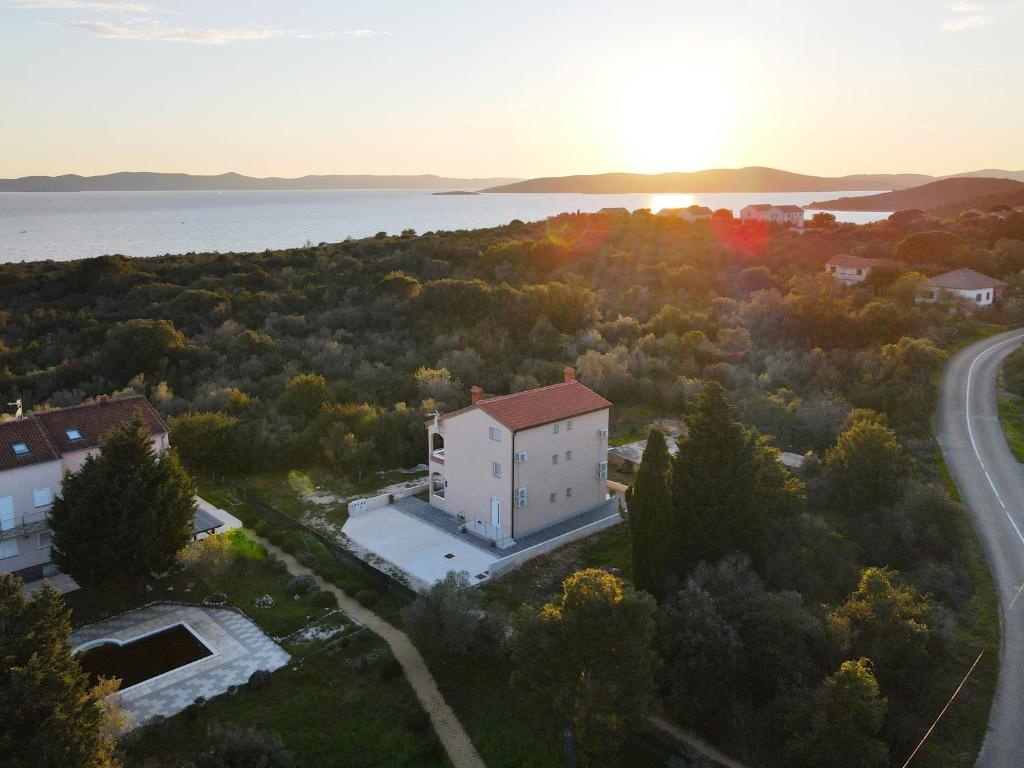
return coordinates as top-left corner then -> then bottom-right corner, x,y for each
511,408 -> 610,537
0,459 -> 62,575
436,408 -> 513,537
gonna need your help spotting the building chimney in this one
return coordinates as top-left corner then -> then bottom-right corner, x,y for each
471,386 -> 483,404
564,367 -> 576,383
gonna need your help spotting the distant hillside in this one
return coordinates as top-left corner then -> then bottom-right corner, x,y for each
946,169 -> 1024,183
0,172 -> 521,192
482,167 -> 934,194
807,177 -> 1024,212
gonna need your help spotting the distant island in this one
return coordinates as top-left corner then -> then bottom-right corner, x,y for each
806,177 -> 1024,211
0,171 -> 521,193
431,190 -> 480,196
482,166 -> 1024,194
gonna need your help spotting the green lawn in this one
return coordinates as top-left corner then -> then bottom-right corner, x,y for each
123,628 -> 450,768
63,530 -> 329,637
997,396 -> 1024,463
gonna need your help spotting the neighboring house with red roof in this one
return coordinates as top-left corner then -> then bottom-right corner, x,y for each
740,203 -> 805,227
0,395 -> 171,583
825,254 -> 889,285
427,368 -> 611,547
915,268 -> 1008,308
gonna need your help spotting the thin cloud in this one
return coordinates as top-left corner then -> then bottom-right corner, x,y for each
947,1 -> 985,10
942,13 -> 992,29
65,19 -> 379,44
7,0 -> 158,11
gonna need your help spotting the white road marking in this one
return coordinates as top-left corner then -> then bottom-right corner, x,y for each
965,333 -> 1024,547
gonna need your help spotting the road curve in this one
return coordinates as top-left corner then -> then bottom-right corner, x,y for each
936,327 -> 1024,766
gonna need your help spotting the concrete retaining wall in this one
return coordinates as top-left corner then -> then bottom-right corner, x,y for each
348,481 -> 430,518
489,512 -> 623,578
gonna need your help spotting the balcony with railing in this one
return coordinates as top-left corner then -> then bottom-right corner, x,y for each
430,448 -> 445,465
0,508 -> 52,540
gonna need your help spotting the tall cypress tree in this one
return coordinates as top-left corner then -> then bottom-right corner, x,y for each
625,427 -> 674,597
0,575 -> 120,768
671,381 -> 799,579
50,415 -> 196,591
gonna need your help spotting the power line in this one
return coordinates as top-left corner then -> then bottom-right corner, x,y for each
901,581 -> 1024,767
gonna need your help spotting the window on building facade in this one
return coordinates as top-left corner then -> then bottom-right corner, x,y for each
492,462 -> 502,478
566,487 -> 573,498
0,539 -> 17,560
566,450 -> 573,461
552,454 -> 559,465
33,488 -> 52,508
550,492 -> 557,503
489,427 -> 501,441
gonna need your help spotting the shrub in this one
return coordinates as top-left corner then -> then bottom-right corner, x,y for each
401,570 -> 482,661
203,592 -> 227,606
265,528 -> 284,546
312,590 -> 337,608
378,656 -> 402,682
355,589 -> 379,607
247,669 -> 273,691
254,520 -> 271,537
286,574 -> 318,596
296,552 -> 317,568
192,724 -> 295,768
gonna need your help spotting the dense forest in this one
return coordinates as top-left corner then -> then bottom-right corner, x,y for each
4,207 -> 1024,766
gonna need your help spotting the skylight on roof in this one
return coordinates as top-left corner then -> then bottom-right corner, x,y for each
11,442 -> 29,456
65,428 -> 83,440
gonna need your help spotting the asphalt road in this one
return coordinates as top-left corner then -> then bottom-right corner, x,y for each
936,328 -> 1024,766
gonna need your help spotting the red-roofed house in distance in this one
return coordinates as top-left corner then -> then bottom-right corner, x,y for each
427,368 -> 611,546
825,255 -> 889,285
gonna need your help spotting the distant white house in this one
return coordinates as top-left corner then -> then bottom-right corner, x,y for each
915,268 -> 1007,308
741,204 -> 805,227
825,255 -> 889,285
657,205 -> 714,222
597,207 -> 630,216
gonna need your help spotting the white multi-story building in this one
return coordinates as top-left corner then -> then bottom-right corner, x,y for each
740,204 -> 805,227
0,395 -> 171,582
426,368 -> 611,547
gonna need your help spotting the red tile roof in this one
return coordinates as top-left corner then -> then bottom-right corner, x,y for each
826,255 -> 888,269
443,380 -> 611,432
927,268 -> 1008,291
0,396 -> 168,472
0,419 -> 60,472
776,205 -> 805,213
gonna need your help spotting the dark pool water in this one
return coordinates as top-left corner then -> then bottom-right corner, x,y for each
77,623 -> 212,689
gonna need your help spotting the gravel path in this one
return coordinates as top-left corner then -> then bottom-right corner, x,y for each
254,535 -> 486,768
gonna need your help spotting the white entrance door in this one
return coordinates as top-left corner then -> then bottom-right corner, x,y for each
0,497 -> 14,531
490,497 -> 501,530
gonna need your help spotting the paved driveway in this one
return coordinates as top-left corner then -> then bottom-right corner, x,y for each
342,506 -> 497,588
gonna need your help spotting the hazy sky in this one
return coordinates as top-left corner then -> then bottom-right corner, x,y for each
1,0 -> 1022,178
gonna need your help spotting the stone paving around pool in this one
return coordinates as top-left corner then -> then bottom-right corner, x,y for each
70,603 -> 290,727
